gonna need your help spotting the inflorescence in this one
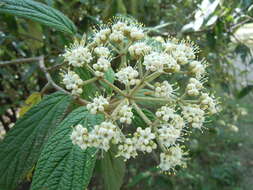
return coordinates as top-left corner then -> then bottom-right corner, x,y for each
61,17 -> 218,172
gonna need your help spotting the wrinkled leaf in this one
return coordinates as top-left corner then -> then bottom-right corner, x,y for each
0,92 -> 72,190
0,0 -> 77,34
31,107 -> 103,190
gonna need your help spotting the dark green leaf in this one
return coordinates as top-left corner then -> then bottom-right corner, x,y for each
31,107 -> 103,190
0,92 -> 72,190
0,0 -> 77,34
237,85 -> 253,98
132,108 -> 156,128
100,145 -> 126,190
100,68 -> 115,94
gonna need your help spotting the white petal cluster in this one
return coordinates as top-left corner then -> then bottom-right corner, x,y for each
189,61 -> 206,79
109,30 -> 124,43
94,28 -> 111,44
71,124 -> 89,150
63,46 -> 92,67
200,93 -> 217,114
62,71 -> 83,95
128,42 -> 151,59
117,138 -> 138,161
133,127 -> 157,153
143,52 -> 179,72
115,66 -> 140,86
87,96 -> 109,114
159,145 -> 185,171
154,81 -> 175,99
157,125 -> 182,147
94,46 -> 110,58
93,57 -> 111,76
143,52 -> 168,72
186,78 -> 203,96
89,121 -> 121,151
116,104 -> 133,124
182,106 -> 205,129
71,122 -> 121,151
156,106 -> 176,122
129,26 -> 145,40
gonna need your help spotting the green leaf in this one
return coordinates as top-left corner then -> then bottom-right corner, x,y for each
31,107 -> 103,190
100,146 -> 126,190
0,0 -> 77,35
132,108 -> 156,128
237,85 -> 253,98
0,92 -> 72,190
100,68 -> 115,94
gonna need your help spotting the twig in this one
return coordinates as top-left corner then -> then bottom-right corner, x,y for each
38,56 -> 70,94
0,57 -> 41,66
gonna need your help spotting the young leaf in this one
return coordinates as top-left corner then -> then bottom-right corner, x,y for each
0,0 -> 77,35
100,145 -> 126,190
0,92 -> 72,190
31,107 -> 103,190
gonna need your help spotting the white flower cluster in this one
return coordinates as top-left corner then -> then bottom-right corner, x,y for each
71,121 -> 121,151
154,81 -> 176,99
159,145 -> 186,171
63,18 -> 218,173
182,105 -> 205,129
157,125 -> 182,147
189,60 -> 206,79
200,93 -> 217,114
87,96 -> 109,114
186,78 -> 203,96
93,57 -> 111,76
63,45 -> 92,67
133,127 -> 157,153
128,42 -> 151,59
115,66 -> 140,86
94,46 -> 110,58
62,71 -> 83,95
116,104 -> 133,124
156,106 -> 177,122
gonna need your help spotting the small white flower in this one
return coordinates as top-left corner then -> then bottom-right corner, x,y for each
159,145 -> 185,171
200,93 -> 217,114
115,66 -> 140,86
94,46 -> 110,58
117,138 -> 138,161
93,57 -> 111,76
128,42 -> 151,59
182,105 -> 205,129
109,30 -> 124,43
129,26 -> 145,40
63,46 -> 92,67
186,78 -> 203,96
89,121 -> 120,151
94,28 -> 111,44
143,52 -> 179,72
158,125 -> 182,147
116,104 -> 133,124
87,96 -> 109,114
71,124 -> 90,150
62,71 -> 83,95
112,21 -> 128,32
154,81 -> 176,99
133,127 -> 157,153
156,106 -> 176,122
189,61 -> 206,79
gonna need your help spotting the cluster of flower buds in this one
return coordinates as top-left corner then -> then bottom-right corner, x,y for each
61,17 -> 218,172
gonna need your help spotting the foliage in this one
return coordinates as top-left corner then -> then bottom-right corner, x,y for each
0,0 -> 252,190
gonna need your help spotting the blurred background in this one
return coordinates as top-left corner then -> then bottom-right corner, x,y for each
0,0 -> 253,189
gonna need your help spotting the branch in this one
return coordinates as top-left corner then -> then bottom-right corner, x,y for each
0,57 -> 41,66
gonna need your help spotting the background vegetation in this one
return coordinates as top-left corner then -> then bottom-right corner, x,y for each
0,0 -> 253,190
